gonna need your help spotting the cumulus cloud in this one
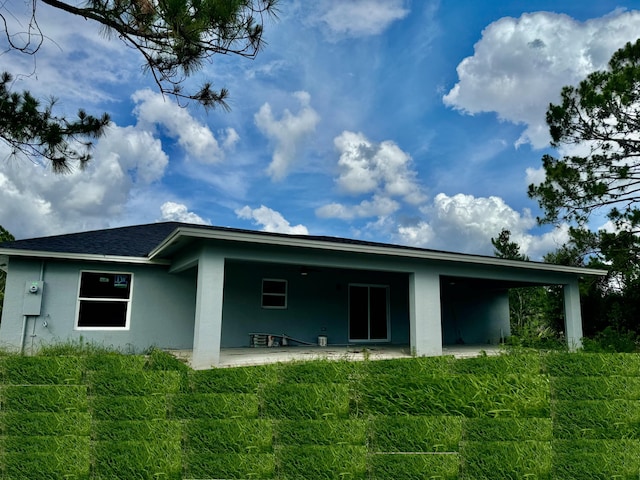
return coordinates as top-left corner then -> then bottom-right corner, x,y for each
311,0 -> 409,38
316,131 -> 425,221
254,91 -> 320,181
333,131 -> 425,202
0,92 -> 228,238
443,10 -> 640,148
0,98 -> 205,238
316,195 -> 400,220
236,205 -> 309,235
132,89 -> 235,163
390,193 -> 568,259
159,202 -> 210,224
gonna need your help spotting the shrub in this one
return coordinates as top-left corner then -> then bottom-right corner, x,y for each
581,326 -> 638,353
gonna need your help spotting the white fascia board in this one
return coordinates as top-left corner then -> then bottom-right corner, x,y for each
0,248 -> 170,266
150,227 -> 608,277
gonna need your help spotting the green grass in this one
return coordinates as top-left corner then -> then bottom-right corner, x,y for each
1,350 -> 640,478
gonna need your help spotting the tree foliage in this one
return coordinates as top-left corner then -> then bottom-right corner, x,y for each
3,0 -> 278,109
0,0 -> 278,170
490,229 -> 563,344
529,39 -> 640,232
0,72 -> 111,172
491,228 -> 528,261
528,39 -> 640,339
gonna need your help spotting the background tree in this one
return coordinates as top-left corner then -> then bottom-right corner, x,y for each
0,225 -> 15,320
491,229 -> 572,347
491,229 -> 553,342
528,39 -> 640,274
0,0 -> 278,170
528,38 -> 640,341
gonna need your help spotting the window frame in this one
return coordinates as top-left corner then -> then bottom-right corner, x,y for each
261,278 -> 288,309
75,270 -> 134,331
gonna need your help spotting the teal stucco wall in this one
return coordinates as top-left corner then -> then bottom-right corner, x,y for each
220,261 -> 411,347
0,258 -> 196,353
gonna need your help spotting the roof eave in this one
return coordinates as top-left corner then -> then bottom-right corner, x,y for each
0,248 -> 170,266
149,227 -> 608,277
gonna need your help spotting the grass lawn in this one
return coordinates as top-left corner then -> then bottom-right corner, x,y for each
1,349 -> 640,479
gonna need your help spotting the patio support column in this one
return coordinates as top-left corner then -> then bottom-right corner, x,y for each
563,279 -> 583,351
409,269 -> 442,356
192,247 -> 225,369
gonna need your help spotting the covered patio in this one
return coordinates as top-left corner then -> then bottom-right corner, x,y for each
169,344 -> 504,368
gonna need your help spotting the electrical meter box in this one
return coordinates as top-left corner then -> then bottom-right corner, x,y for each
22,281 -> 44,316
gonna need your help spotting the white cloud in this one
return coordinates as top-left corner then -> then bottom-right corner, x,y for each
0,110 -> 174,238
316,195 -> 400,220
443,9 -> 640,148
254,91 -> 320,181
312,0 -> 409,38
525,166 -> 546,187
333,131 -> 425,203
96,125 -> 169,184
389,193 -> 568,259
159,202 -> 210,224
132,89 -> 230,162
316,131 -> 425,221
236,205 -> 309,235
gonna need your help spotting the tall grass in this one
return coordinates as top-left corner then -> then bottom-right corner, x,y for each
0,350 -> 639,478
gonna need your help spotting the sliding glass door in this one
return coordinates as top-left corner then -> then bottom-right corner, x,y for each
349,284 -> 390,342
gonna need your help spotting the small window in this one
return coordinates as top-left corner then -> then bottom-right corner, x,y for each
262,279 -> 287,309
76,272 -> 133,329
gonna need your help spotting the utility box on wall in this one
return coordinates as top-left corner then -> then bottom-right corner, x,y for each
22,281 -> 44,316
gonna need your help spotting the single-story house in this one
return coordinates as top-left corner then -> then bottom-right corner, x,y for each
0,222 -> 606,368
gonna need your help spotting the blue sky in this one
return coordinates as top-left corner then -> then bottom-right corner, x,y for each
1,0 -> 639,259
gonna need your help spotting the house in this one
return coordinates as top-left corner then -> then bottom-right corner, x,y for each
0,222 -> 606,368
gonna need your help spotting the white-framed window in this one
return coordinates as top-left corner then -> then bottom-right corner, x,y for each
262,278 -> 287,309
76,271 -> 133,330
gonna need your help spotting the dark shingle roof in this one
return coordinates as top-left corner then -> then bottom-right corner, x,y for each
0,222 -> 185,257
0,221 -> 444,259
